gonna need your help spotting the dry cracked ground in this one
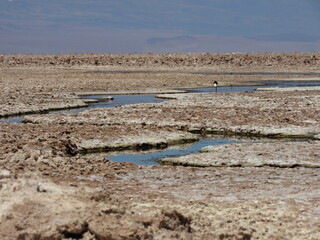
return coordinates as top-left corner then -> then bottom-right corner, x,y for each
1,53 -> 320,240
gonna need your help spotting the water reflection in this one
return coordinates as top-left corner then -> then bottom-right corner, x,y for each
108,138 -> 234,165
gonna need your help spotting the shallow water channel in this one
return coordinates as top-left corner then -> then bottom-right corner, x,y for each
0,84 -> 258,123
108,138 -> 234,166
1,80 -> 320,165
78,80 -> 320,165
2,80 -> 320,124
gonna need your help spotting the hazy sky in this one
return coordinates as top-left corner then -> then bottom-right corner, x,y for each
1,0 -> 319,53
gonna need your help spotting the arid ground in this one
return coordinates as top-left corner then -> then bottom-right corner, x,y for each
1,53 -> 320,239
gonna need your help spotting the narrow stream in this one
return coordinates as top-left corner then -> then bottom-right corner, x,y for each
1,80 -> 320,165
0,84 -> 259,123
108,138 -> 234,166
4,80 -> 320,124
84,80 -> 320,165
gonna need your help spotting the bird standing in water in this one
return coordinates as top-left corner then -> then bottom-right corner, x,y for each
213,81 -> 218,92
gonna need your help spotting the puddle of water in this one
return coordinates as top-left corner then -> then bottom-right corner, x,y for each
108,138 -> 234,165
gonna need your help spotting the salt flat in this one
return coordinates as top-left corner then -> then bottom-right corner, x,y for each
1,53 -> 320,239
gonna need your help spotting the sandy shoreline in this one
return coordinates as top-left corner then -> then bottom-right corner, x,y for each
1,53 -> 320,239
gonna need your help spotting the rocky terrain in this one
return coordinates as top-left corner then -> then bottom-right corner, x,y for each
0,53 -> 320,239
1,53 -> 319,69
